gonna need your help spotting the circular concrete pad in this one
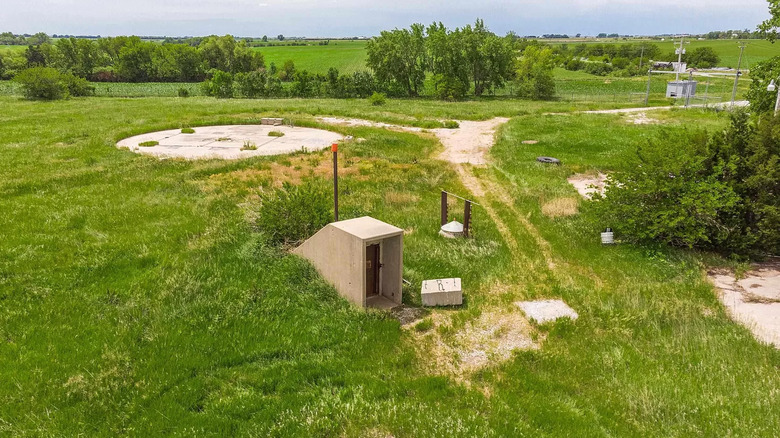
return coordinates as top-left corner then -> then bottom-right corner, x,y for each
117,125 -> 343,160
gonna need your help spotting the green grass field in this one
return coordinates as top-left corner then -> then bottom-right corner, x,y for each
1,94 -> 779,436
253,40 -> 369,74
0,45 -> 26,52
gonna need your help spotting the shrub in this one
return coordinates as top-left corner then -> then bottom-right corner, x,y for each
181,127 -> 195,134
584,62 -> 614,76
268,131 -> 284,137
177,87 -> 190,98
595,111 -> 780,257
255,180 -> 332,246
368,92 -> 387,106
201,70 -> 234,98
138,140 -> 159,147
60,72 -> 95,97
443,120 -> 460,129
234,70 -> 267,98
565,58 -> 585,71
14,67 -> 66,100
687,47 -> 720,69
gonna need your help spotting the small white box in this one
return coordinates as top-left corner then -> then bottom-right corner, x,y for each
421,278 -> 462,306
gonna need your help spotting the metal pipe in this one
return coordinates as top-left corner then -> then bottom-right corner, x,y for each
774,89 -> 780,116
332,143 -> 339,222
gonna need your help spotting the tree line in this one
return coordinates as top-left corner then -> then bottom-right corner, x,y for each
4,20 -> 559,101
554,42 -> 721,77
1,35 -> 264,82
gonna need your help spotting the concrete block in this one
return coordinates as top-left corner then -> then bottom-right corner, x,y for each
261,118 -> 284,126
421,278 -> 462,306
515,300 -> 578,324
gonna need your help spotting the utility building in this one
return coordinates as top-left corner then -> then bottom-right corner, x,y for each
294,217 -> 403,309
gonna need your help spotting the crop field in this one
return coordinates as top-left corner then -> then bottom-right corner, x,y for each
1,93 -> 779,436
253,40 -> 368,74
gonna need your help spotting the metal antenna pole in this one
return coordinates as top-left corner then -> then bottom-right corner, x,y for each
731,42 -> 746,107
675,36 -> 685,81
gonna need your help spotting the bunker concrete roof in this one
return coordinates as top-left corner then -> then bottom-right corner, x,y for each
331,216 -> 404,241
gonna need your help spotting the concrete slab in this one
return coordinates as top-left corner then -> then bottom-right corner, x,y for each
117,125 -> 343,160
515,299 -> 579,324
366,295 -> 400,310
421,278 -> 463,306
710,260 -> 780,349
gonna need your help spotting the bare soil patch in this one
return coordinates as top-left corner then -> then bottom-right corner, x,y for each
568,173 -> 607,199
409,309 -> 538,377
626,112 -> 662,125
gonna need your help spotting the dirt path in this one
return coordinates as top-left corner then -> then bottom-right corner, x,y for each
320,115 -> 569,376
433,118 -> 510,165
317,116 -> 509,165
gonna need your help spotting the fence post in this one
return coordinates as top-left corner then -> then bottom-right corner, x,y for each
441,191 -> 448,227
463,201 -> 472,238
645,69 -> 652,106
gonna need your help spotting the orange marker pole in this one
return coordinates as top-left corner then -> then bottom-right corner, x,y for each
332,143 -> 339,222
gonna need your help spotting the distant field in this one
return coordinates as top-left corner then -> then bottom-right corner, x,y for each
253,40 -> 368,74
546,39 -> 780,68
0,45 -> 26,52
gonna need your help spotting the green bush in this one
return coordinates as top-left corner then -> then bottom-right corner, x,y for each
255,180 -> 332,246
177,87 -> 190,98
234,70 -> 267,98
138,140 -> 159,147
268,131 -> 284,137
201,70 -> 234,98
60,73 -> 95,97
181,127 -> 195,134
595,111 -> 780,257
443,120 -> 460,129
368,92 -> 387,106
14,67 -> 95,100
14,67 -> 66,100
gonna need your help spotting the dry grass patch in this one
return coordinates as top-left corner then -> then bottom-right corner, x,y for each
541,197 -> 579,218
202,151 -> 370,196
408,308 -> 538,378
385,191 -> 420,205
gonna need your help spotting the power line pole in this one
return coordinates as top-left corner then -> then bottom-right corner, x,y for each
639,45 -> 645,69
731,42 -> 746,107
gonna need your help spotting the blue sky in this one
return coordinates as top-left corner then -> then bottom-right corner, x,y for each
0,0 -> 771,37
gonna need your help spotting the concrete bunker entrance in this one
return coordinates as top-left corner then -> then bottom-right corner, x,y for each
293,216 -> 404,310
364,237 -> 402,309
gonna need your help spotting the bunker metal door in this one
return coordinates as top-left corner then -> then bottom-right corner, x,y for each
366,244 -> 380,297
